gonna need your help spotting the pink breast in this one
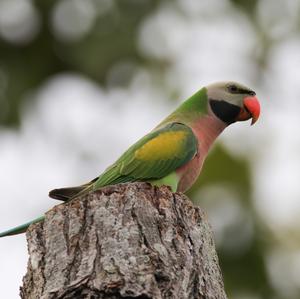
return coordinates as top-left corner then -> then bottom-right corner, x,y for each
176,116 -> 227,192
176,152 -> 204,192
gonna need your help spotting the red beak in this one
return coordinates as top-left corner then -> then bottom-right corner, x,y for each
236,96 -> 260,125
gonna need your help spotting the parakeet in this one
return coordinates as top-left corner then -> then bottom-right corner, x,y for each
0,81 -> 260,237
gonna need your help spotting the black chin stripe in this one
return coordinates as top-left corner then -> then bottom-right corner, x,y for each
210,99 -> 241,124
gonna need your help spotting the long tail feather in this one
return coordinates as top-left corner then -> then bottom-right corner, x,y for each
0,216 -> 45,238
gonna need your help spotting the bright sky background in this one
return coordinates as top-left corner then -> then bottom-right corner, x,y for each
1,0 -> 300,298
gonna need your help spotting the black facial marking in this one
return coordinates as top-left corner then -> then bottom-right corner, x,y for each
227,84 -> 256,96
210,99 -> 241,124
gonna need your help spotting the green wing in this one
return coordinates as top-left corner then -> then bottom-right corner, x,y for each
93,122 -> 198,189
4,123 -> 198,237
49,122 -> 198,201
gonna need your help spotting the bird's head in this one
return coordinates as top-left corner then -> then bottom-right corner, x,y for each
206,81 -> 260,125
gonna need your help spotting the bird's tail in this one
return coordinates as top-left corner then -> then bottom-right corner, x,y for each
0,215 -> 45,238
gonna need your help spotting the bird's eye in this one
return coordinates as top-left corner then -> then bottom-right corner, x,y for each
228,85 -> 238,93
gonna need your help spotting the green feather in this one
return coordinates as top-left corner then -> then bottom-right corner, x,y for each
0,216 -> 45,238
160,87 -> 208,125
1,88 -> 206,237
93,122 -> 198,189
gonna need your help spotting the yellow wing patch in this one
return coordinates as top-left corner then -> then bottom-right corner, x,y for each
135,130 -> 187,161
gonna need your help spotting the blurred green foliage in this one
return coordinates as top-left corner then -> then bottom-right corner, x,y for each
190,146 -> 273,298
0,0 -> 159,126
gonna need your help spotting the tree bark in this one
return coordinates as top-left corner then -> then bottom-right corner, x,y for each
21,182 -> 227,299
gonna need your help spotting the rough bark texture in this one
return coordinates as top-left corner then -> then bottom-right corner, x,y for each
21,182 -> 227,299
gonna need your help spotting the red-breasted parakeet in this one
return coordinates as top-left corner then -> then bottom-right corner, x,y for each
0,81 -> 260,237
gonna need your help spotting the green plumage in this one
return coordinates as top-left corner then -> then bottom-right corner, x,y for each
1,81 -> 259,237
1,123 -> 198,237
94,123 -> 197,188
51,122 -> 198,199
0,88 -> 207,238
0,216 -> 45,237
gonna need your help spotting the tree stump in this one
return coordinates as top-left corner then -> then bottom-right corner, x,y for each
20,182 -> 227,299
